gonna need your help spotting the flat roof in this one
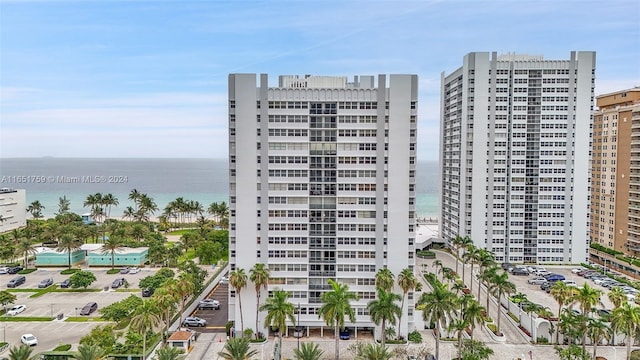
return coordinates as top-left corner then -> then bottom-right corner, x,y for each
168,331 -> 193,341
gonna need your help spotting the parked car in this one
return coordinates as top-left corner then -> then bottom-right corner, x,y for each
597,309 -> 612,318
572,268 -> 586,274
528,277 -> 547,285
129,267 -> 140,274
220,276 -> 229,284
7,304 -> 26,316
80,302 -> 98,315
198,299 -> 221,310
541,282 -> 553,292
544,274 -> 565,282
38,278 -> 54,288
141,288 -> 154,297
339,329 -> 350,340
119,267 -> 130,274
562,280 -> 578,287
111,278 -> 126,289
511,268 -> 529,276
7,275 -> 26,288
60,278 -> 71,288
7,266 -> 23,274
21,334 -> 38,346
501,262 -> 514,270
0,266 -> 9,274
182,317 -> 207,327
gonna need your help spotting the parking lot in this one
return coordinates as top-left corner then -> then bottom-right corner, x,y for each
187,282 -> 229,332
1,266 -> 160,351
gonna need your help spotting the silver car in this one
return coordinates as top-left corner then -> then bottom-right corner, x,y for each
527,277 -> 547,285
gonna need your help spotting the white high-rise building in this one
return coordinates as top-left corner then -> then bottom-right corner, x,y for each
439,52 -> 596,264
229,74 -> 418,339
0,188 -> 26,233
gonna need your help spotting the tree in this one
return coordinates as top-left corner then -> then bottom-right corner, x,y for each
374,268 -> 395,292
474,249 -> 495,301
611,302 -> 640,360
99,295 -> 142,322
570,283 -> 603,352
550,281 -> 576,344
458,339 -> 494,360
450,235 -> 465,275
432,260 -> 444,280
229,268 -> 248,333
417,283 -> 457,360
0,290 -> 17,310
15,238 -> 36,269
26,200 -> 45,219
354,343 -> 392,360
259,289 -> 296,355
8,345 -> 33,360
152,285 -> 178,339
79,324 -> 118,351
608,286 -> 627,309
170,277 -> 195,326
367,288 -> 401,346
554,344 -> 591,360
586,317 -> 611,359
250,263 -> 270,338
70,270 -> 97,289
56,234 -> 82,268
130,300 -> 162,360
489,271 -> 515,336
155,346 -> 182,360
294,342 -> 324,360
478,265 -> 497,310
462,245 -> 477,291
101,237 -> 123,269
461,299 -> 485,340
84,193 -> 104,223
318,279 -> 359,360
101,193 -> 119,220
56,196 -> 71,216
396,267 -> 418,340
218,337 -> 258,360
72,343 -> 105,360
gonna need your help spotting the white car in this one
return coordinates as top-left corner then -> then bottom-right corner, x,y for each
571,268 -> 585,274
563,280 -> 578,287
0,266 -> 9,274
21,334 -> 38,346
7,304 -> 26,316
129,267 -> 140,274
220,276 -> 229,284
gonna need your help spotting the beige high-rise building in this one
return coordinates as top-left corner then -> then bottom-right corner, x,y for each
590,87 -> 640,256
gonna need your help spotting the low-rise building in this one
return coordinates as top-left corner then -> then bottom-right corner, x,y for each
0,188 -> 26,233
87,246 -> 149,266
34,246 -> 86,267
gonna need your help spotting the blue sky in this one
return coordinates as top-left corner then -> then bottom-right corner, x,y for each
1,0 -> 638,160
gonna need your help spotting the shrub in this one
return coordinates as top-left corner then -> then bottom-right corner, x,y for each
17,268 -> 36,274
536,337 -> 549,344
630,349 -> 640,360
486,323 -> 498,335
53,344 -> 72,351
408,330 -> 422,343
106,269 -> 121,275
61,269 -> 80,275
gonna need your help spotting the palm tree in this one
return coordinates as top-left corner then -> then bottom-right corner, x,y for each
489,271 -> 515,336
170,278 -> 195,326
417,283 -> 457,360
230,268 -> 248,334
155,346 -> 182,360
250,263 -> 270,338
608,286 -> 627,309
56,234 -> 82,269
152,285 -> 178,340
84,193 -> 104,223
354,343 -> 392,360
26,200 -> 45,219
294,342 -> 324,360
8,345 -> 33,360
478,265 -> 498,310
450,235 -> 465,274
367,288 -> 401,346
128,189 -> 142,211
102,193 -> 119,220
396,267 -> 418,339
259,289 -> 296,355
218,337 -> 258,360
374,268 -> 394,292
475,249 -> 495,299
72,343 -> 105,360
432,260 -> 443,280
462,244 -> 477,290
462,298 -> 485,340
56,196 -> 71,216
448,318 -> 468,360
15,238 -> 37,269
100,237 -> 123,269
130,300 -> 162,360
586,317 -> 611,359
549,281 -> 576,344
459,339 -> 494,360
318,279 -> 359,360
611,302 -> 640,360
123,206 -> 136,221
570,283 -> 603,352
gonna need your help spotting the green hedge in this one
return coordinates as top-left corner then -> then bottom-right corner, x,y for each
53,344 -> 72,351
61,269 -> 81,275
106,269 -> 121,274
18,268 -> 37,274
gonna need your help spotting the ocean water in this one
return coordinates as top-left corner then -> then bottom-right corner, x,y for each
0,158 -> 439,218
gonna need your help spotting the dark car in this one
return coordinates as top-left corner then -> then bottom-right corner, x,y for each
38,278 -> 54,288
501,262 -> 514,271
141,288 -> 154,297
80,302 -> 98,315
111,278 -> 126,289
7,266 -> 23,274
339,329 -> 350,340
60,278 -> 71,288
511,268 -> 529,276
540,282 -> 552,292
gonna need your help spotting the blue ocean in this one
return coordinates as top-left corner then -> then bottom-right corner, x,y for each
0,158 -> 439,218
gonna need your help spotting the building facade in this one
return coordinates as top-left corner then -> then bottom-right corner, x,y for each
590,88 -> 640,256
229,74 -> 417,338
440,52 -> 596,264
0,188 -> 26,233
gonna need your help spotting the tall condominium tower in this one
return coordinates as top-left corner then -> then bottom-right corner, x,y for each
590,88 -> 640,256
228,74 -> 418,338
439,52 -> 596,264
